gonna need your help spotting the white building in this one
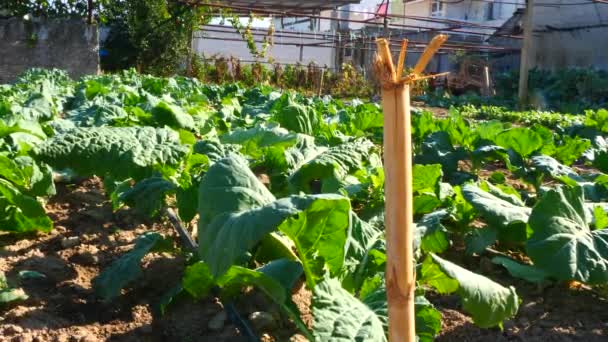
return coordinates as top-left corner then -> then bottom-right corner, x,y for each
391,0 -> 525,34
193,0 -> 370,69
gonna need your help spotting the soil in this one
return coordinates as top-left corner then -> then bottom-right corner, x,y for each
0,178 -> 302,342
1,177 -> 607,341
432,259 -> 608,342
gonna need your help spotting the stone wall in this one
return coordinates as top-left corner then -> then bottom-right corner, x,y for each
0,18 -> 99,83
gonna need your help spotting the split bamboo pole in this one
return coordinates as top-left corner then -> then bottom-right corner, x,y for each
374,34 -> 447,342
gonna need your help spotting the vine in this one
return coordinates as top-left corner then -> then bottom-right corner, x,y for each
221,11 -> 275,60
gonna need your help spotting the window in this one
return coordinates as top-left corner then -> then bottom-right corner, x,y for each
486,2 -> 495,20
431,0 -> 445,17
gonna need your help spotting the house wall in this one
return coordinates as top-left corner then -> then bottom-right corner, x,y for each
0,18 -> 99,83
530,2 -> 608,71
489,1 -> 608,71
391,0 -> 524,33
193,27 -> 335,68
274,0 -> 383,32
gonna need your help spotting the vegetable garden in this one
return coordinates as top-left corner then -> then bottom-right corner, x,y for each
0,68 -> 607,341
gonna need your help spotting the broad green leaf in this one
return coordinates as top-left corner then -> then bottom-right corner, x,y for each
198,154 -> 351,282
480,181 -> 524,207
414,210 -> 450,254
34,126 -> 189,180
220,123 -> 300,158
462,184 -> 531,242
491,256 -> 549,284
181,262 -> 214,300
462,184 -> 530,231
151,101 -> 195,130
67,104 -> 128,127
553,136 -> 591,166
279,197 -> 351,288
193,139 -> 240,162
412,110 -> 437,142
313,277 -> 386,342
0,271 -> 28,305
359,284 -> 442,342
272,99 -> 319,135
418,256 -> 459,294
495,127 -> 543,158
413,164 -> 442,193
0,179 -> 52,233
476,120 -> 507,142
254,232 -> 299,264
93,232 -> 163,301
350,103 -> 383,132
471,145 -> 511,170
430,254 -> 520,328
465,227 -> 498,255
342,212 -> 384,291
118,177 -> 177,217
593,206 -> 608,230
414,193 -> 442,215
197,154 -> 275,231
531,155 -> 584,183
183,261 -> 312,340
256,259 -> 303,291
415,131 -> 466,176
526,186 -> 608,284
176,183 -> 199,223
200,194 -> 350,282
289,139 -> 374,193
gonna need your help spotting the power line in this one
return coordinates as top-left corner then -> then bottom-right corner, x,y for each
199,24 -> 516,51
439,0 -> 604,6
188,1 -> 522,39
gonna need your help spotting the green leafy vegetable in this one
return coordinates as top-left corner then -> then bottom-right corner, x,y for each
34,126 -> 189,180
93,232 -> 165,301
526,186 -> 608,284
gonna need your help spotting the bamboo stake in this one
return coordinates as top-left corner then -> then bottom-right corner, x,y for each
374,34 -> 447,342
412,35 -> 448,77
396,39 -> 408,78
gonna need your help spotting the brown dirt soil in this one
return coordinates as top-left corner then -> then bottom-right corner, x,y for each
0,178 -> 303,342
1,177 -> 607,341
431,248 -> 608,342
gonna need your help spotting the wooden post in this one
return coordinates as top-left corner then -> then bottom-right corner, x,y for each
483,65 -> 491,97
374,35 -> 447,342
518,0 -> 535,107
318,68 -> 325,97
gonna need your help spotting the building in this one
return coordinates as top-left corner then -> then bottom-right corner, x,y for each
274,0 -> 382,32
390,0 -> 525,33
193,0 -> 368,69
489,1 -> 608,71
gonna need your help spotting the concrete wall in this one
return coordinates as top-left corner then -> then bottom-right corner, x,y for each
529,2 -> 608,71
193,26 -> 335,68
489,1 -> 608,72
391,0 -> 524,33
0,18 -> 99,83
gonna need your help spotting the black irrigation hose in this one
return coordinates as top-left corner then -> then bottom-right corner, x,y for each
163,210 -> 260,340
226,302 -> 260,342
163,207 -> 198,252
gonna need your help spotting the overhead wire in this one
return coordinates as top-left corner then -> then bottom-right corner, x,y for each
201,24 -> 514,50
186,1 -> 523,39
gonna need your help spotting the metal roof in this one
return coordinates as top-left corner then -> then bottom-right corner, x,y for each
217,1 -> 362,15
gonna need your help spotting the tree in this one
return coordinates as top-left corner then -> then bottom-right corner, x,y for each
99,0 -> 211,75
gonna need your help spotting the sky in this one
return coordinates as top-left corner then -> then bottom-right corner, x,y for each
208,0 -> 385,28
